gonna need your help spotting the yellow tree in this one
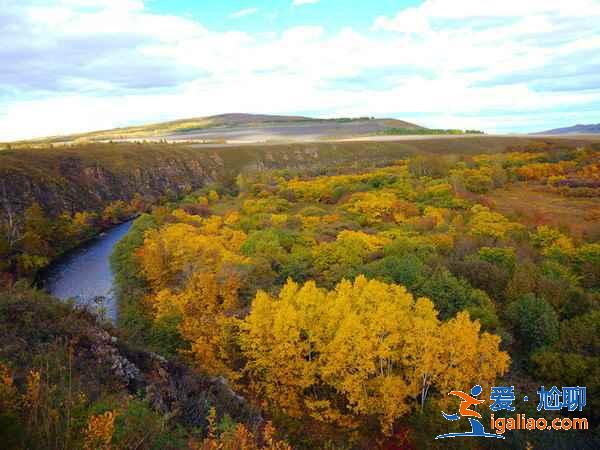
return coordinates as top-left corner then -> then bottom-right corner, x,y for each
435,312 -> 510,400
137,220 -> 249,378
343,191 -> 399,224
469,205 -> 523,240
530,225 -> 574,258
240,276 -> 509,435
137,222 -> 246,291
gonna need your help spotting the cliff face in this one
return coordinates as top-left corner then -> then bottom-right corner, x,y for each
0,141 -> 393,227
0,150 -> 217,220
0,136 -> 592,230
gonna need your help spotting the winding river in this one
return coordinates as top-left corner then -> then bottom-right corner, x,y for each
43,220 -> 133,323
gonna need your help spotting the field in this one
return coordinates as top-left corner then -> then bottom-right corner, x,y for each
485,184 -> 600,239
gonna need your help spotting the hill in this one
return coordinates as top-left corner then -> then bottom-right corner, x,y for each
533,123 -> 600,135
8,113 -> 425,145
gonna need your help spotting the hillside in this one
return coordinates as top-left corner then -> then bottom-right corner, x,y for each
7,114 -> 425,146
1,135 -> 597,280
533,123 -> 600,135
1,136 -> 597,225
0,285 -> 266,449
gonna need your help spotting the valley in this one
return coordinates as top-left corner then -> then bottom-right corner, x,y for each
1,134 -> 599,449
3,1 -> 599,448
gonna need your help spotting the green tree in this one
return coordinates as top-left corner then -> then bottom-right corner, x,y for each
18,203 -> 53,274
464,172 -> 493,194
360,254 -> 426,289
417,268 -> 492,320
507,294 -> 559,354
574,243 -> 600,289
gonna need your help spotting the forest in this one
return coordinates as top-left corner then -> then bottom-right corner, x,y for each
1,142 -> 599,449
114,144 -> 599,447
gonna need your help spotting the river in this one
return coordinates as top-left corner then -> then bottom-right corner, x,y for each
43,220 -> 133,323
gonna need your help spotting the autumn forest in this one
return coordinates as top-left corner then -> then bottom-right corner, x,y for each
1,140 -> 599,449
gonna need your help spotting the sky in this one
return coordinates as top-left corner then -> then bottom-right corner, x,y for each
1,0 -> 600,140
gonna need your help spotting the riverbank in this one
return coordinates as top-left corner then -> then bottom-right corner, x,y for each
35,215 -> 138,288
43,220 -> 134,323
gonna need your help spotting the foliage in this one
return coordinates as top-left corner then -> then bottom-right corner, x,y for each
239,276 -> 509,435
469,204 -> 523,240
5,142 -> 600,447
506,295 -> 559,354
103,146 -> 600,446
417,268 -> 496,321
191,408 -> 292,450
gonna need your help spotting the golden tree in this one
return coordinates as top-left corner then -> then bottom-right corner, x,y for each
240,276 -> 509,434
138,219 -> 249,378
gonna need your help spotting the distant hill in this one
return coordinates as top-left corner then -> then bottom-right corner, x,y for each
533,123 -> 600,135
11,113 -> 425,145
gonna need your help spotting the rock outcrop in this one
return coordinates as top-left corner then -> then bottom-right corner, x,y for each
0,287 -> 261,430
84,325 -> 261,430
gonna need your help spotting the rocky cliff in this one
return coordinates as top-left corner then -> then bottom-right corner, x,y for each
0,145 -> 220,221
0,137 -> 592,231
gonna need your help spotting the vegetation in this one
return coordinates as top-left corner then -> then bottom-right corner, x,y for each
0,286 -> 172,449
108,143 -> 599,447
0,198 -> 145,279
0,283 -> 292,449
2,139 -> 600,448
1,137 -> 588,282
379,128 -> 484,135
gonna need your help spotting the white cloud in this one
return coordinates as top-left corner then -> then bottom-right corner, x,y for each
293,0 -> 320,6
228,8 -> 258,19
374,0 -> 600,30
1,0 -> 600,140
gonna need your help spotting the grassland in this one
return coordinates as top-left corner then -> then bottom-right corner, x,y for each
485,183 -> 600,239
3,113 -> 424,147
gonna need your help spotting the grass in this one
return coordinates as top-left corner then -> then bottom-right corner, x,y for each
485,183 -> 600,239
7,114 -> 423,145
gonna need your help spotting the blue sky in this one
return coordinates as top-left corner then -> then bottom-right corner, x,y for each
146,0 -> 420,33
1,0 -> 600,140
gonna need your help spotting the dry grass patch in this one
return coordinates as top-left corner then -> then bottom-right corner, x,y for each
484,183 -> 600,240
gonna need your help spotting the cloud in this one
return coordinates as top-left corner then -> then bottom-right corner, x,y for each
293,0 -> 320,5
229,8 -> 258,19
374,0 -> 600,29
1,0 -> 600,140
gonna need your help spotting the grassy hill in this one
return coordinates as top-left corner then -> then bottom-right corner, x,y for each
4,114 -> 425,146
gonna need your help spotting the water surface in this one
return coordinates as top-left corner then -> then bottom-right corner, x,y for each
44,220 -> 133,323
